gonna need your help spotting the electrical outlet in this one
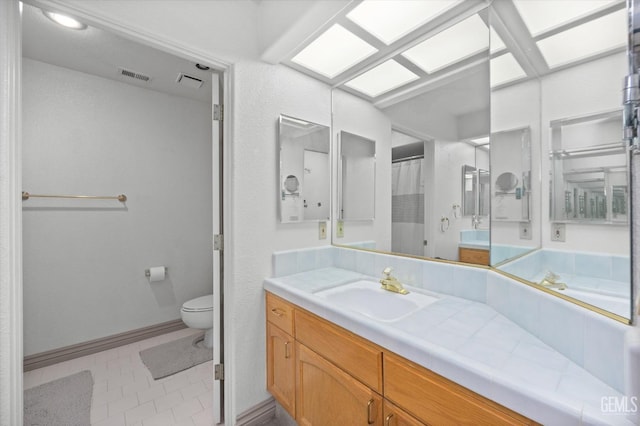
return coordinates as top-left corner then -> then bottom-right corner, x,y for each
318,221 -> 327,240
336,220 -> 344,238
519,222 -> 532,240
551,223 -> 566,242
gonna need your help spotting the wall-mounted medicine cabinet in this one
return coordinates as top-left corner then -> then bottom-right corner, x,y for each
278,114 -> 330,223
338,131 -> 376,221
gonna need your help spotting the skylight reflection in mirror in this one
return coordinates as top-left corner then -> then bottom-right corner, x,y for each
401,14 -> 488,74
513,0 -> 618,37
535,9 -> 626,69
491,53 -> 526,87
344,59 -> 419,97
290,24 -> 377,79
346,0 -> 461,45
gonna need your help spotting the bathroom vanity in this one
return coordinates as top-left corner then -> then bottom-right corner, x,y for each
264,250 -> 636,426
265,291 -> 535,425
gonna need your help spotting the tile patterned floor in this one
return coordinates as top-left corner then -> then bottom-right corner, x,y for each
24,328 -> 214,426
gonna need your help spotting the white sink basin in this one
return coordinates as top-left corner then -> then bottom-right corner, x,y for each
314,280 -> 439,322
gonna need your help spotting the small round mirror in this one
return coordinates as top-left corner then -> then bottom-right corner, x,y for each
284,175 -> 300,193
495,172 -> 518,192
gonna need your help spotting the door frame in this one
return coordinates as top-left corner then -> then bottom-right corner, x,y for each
0,0 -> 234,423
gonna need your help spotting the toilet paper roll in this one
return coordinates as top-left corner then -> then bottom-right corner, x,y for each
148,266 -> 166,282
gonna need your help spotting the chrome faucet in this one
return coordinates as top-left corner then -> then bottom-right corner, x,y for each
539,271 -> 567,291
380,267 -> 409,295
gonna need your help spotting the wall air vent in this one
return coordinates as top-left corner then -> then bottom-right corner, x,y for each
118,67 -> 151,82
176,73 -> 204,89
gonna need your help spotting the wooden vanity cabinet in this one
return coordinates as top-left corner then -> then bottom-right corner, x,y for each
266,293 -> 296,417
296,343 -> 383,426
265,291 -> 537,426
266,322 -> 295,417
384,353 -> 536,425
383,400 -> 425,426
458,247 -> 490,265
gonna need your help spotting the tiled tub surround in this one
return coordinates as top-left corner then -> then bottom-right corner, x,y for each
268,246 -> 639,425
498,249 -> 631,318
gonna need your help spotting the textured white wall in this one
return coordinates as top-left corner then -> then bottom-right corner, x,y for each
22,59 -> 213,355
229,61 -> 331,413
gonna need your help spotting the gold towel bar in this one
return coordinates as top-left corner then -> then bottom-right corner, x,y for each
22,192 -> 127,202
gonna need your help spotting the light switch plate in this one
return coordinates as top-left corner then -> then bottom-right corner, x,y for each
318,221 -> 327,240
519,222 -> 532,240
336,220 -> 344,238
551,223 -> 566,242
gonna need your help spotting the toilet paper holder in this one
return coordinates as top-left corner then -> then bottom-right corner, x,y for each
145,267 -> 168,277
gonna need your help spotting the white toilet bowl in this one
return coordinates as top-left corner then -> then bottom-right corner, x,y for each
180,294 -> 214,348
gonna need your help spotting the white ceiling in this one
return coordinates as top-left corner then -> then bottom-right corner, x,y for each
21,3 -> 213,104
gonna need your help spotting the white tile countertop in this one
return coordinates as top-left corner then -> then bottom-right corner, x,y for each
264,267 -> 638,425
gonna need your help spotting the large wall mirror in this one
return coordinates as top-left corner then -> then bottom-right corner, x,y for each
283,0 -> 632,322
279,115 -> 330,223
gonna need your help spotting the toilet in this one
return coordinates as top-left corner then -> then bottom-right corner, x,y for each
180,294 -> 214,348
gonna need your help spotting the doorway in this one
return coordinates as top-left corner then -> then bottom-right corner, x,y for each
21,3 -> 224,423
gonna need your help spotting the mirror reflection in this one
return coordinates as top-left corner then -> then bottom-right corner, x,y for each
491,0 -> 631,319
339,131 -> 376,221
279,115 -> 330,223
285,0 -> 632,321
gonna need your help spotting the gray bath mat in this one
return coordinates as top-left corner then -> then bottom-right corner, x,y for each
24,370 -> 93,426
140,332 -> 213,380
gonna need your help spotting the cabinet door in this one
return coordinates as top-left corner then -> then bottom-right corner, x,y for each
383,400 -> 425,426
267,322 -> 295,417
296,343 -> 382,426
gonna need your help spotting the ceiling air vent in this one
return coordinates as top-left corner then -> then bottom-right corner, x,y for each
118,67 -> 151,82
176,73 -> 204,89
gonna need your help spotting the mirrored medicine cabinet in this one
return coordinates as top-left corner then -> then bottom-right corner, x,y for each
278,115 -> 331,224
281,0 -> 633,323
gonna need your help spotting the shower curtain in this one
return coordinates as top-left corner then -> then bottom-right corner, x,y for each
392,158 -> 425,256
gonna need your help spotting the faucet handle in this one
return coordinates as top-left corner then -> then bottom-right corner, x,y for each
382,267 -> 392,278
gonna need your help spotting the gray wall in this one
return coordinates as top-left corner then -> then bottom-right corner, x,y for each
22,58 -> 213,355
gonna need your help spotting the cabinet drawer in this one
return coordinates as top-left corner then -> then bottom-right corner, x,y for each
459,247 -> 489,265
295,309 -> 383,393
266,292 -> 295,335
384,353 -> 536,425
383,400 -> 425,426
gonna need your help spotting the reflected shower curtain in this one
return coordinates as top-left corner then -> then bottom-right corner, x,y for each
392,158 -> 424,256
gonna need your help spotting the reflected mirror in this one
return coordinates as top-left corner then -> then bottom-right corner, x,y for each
491,0 -> 631,320
339,131 -> 376,221
279,115 -> 330,223
283,0 -> 632,322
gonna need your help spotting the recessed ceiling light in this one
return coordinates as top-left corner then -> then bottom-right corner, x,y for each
402,14 -> 488,74
344,59 -> 419,97
291,24 -> 377,79
536,9 -> 626,69
42,10 -> 87,30
346,0 -> 460,45
513,0 -> 617,36
490,53 -> 526,87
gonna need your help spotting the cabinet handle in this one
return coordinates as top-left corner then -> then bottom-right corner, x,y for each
367,399 -> 375,424
284,341 -> 290,359
271,308 -> 285,317
385,413 -> 394,426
